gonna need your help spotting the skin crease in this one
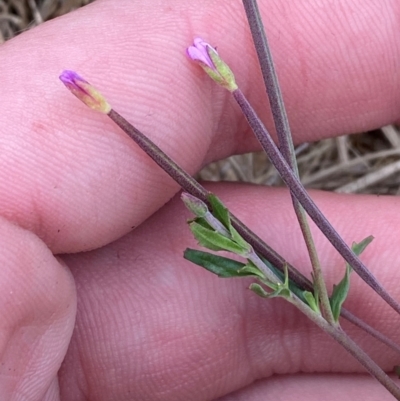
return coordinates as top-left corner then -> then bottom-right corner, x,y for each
0,0 -> 399,399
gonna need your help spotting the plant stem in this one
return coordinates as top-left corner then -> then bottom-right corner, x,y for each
106,108 -> 400,354
232,88 -> 400,316
289,294 -> 400,400
200,201 -> 287,287
107,109 -> 308,281
194,190 -> 400,398
242,0 -> 334,324
242,0 -> 294,168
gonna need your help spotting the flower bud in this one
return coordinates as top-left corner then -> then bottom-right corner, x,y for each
187,38 -> 238,91
59,70 -> 111,114
181,192 -> 209,217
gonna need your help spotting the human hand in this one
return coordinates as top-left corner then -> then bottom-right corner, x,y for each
1,1 -> 400,400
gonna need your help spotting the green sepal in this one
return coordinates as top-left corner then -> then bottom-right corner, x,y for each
205,47 -> 238,92
330,235 -> 374,321
184,248 -> 262,278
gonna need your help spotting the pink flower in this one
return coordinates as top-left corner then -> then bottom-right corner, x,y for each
186,38 -> 217,70
186,38 -> 237,91
59,70 -> 111,114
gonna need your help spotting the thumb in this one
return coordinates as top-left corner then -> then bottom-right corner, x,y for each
0,217 -> 76,400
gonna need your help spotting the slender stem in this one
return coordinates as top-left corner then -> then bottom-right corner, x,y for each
203,211 -> 230,237
106,108 -> 400,354
108,110 -> 206,200
232,88 -> 400,316
242,0 -> 334,324
298,212 -> 335,320
202,189 -> 400,398
108,108 -> 306,280
340,309 -> 400,355
191,188 -> 400,398
249,251 -> 288,288
242,0 -> 294,168
289,294 -> 400,400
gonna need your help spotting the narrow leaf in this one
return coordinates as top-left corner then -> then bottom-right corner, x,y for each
250,283 -> 269,297
303,291 -> 320,313
189,221 -> 246,254
207,194 -> 231,229
250,282 -> 291,299
330,267 -> 351,321
229,224 -> 251,253
191,217 -> 214,230
238,261 -> 266,279
349,235 -> 374,265
184,248 -> 257,278
330,236 -> 374,321
207,194 -> 251,252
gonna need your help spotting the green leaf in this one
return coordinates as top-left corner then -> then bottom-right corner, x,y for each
250,282 -> 291,299
238,261 -> 266,279
208,194 -> 231,229
330,236 -> 374,321
189,221 -> 247,254
229,225 -> 251,254
330,266 -> 351,321
303,291 -> 320,313
349,235 -> 374,266
255,263 -> 292,299
207,193 -> 251,253
184,248 -> 259,278
191,217 -> 213,230
259,255 -> 307,303
275,287 -> 291,299
249,283 -> 269,298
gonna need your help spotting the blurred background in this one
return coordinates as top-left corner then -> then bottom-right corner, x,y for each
2,0 -> 400,195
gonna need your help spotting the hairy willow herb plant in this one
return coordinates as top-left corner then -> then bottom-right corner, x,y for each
59,3 -> 400,398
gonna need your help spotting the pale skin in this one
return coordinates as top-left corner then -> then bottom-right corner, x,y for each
0,0 -> 400,400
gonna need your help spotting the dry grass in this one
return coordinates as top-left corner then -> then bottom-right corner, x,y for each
2,0 -> 399,195
0,0 -> 94,42
199,128 -> 400,195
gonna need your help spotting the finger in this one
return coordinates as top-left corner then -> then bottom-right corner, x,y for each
59,184 -> 400,401
1,0 -> 399,253
0,217 -> 76,400
217,374 -> 397,401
